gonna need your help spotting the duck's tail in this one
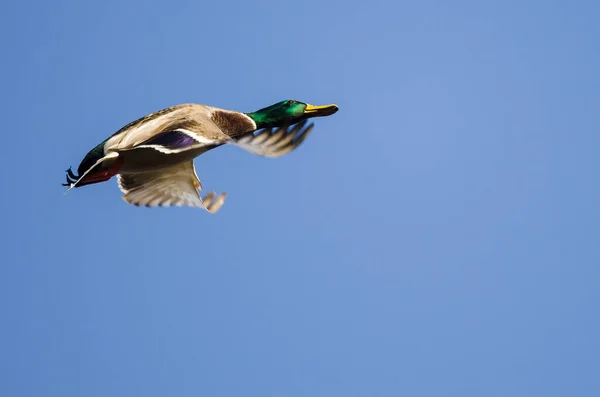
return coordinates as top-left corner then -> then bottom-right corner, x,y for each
62,152 -> 121,194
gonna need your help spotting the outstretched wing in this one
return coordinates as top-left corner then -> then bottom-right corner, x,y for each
117,161 -> 226,212
231,120 -> 314,157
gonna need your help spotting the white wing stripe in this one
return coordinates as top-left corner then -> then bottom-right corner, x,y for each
174,128 -> 226,145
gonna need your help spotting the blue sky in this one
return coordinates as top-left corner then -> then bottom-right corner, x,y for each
1,0 -> 599,396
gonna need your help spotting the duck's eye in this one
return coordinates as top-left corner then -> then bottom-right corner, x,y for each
286,100 -> 295,105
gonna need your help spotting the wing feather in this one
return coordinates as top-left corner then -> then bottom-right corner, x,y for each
117,161 -> 226,212
231,120 -> 314,157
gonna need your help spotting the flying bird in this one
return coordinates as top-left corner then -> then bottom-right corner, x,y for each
63,100 -> 338,213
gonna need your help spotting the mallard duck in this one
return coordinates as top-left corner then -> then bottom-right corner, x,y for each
63,100 -> 338,212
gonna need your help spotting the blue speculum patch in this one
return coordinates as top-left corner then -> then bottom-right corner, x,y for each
143,130 -> 198,149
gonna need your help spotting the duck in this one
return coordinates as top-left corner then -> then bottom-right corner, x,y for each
63,100 -> 338,213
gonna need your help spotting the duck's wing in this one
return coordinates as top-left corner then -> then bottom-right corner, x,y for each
105,104 -> 230,153
111,126 -> 229,156
117,161 -> 226,212
231,120 -> 314,158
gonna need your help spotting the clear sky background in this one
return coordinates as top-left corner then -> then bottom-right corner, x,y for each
1,1 -> 599,396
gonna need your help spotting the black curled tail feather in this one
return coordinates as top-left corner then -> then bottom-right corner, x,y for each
62,167 -> 80,186
62,139 -> 108,187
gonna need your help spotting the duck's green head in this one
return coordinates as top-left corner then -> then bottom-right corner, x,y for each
247,100 -> 338,129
